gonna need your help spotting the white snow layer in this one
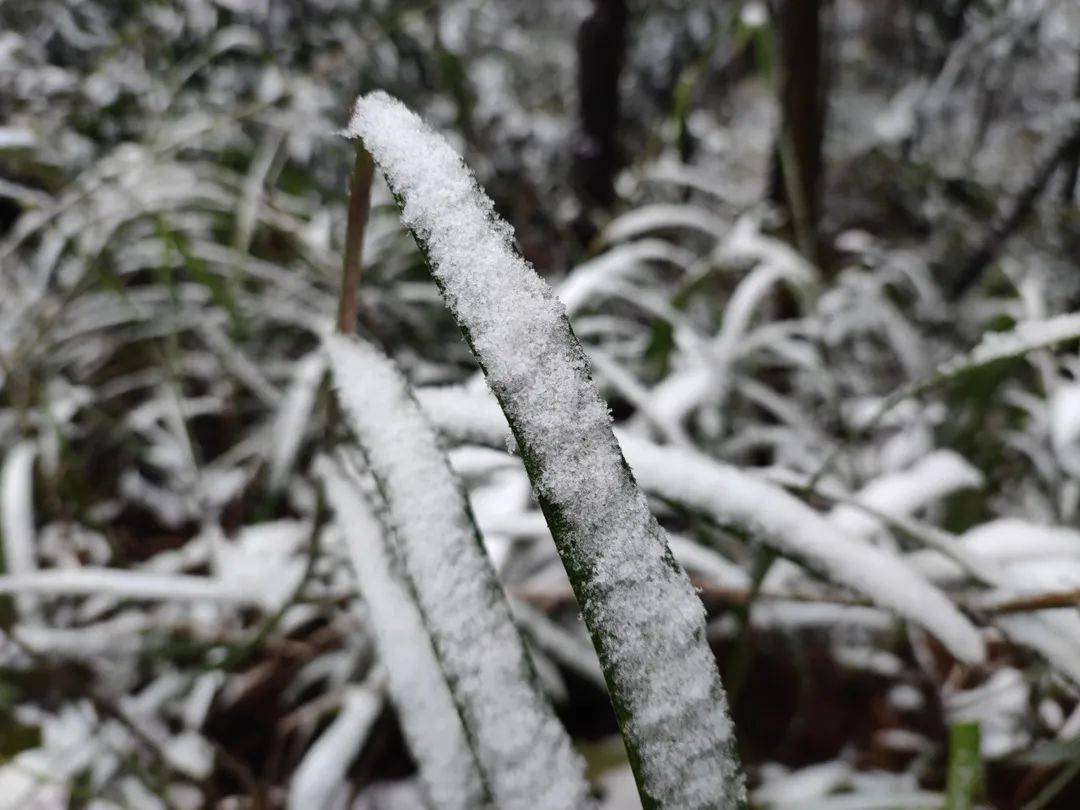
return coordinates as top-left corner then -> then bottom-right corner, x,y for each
620,438 -> 986,665
1,441 -> 38,617
1050,382 -> 1080,479
267,350 -> 326,491
324,333 -> 590,810
413,385 -> 986,665
828,450 -> 983,539
939,312 -> 1080,375
349,91 -> 745,808
288,680 -> 384,810
0,568 -> 251,603
317,455 -> 487,810
962,518 -> 1080,561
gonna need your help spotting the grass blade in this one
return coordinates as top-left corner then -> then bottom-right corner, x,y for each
348,91 -> 745,809
325,334 -> 591,810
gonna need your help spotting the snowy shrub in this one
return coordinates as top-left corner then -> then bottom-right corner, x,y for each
5,1 -> 1080,807
336,92 -> 745,809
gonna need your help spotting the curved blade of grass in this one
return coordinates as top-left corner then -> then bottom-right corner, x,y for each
316,453 -> 488,810
1,441 -> 37,618
325,334 -> 590,810
808,312 -> 1080,490
348,91 -> 746,809
287,676 -> 385,810
412,384 -> 986,665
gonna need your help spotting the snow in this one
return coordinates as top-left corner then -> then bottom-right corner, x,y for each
215,519 -> 308,611
648,218 -> 816,429
413,383 -> 985,664
288,679 -> 385,810
666,534 -> 752,590
324,332 -> 588,810
414,385 -> 511,449
267,350 -> 326,491
828,450 -> 983,539
962,518 -> 1080,560
614,437 -> 986,665
557,239 -> 694,316
1050,382 -> 1080,479
317,454 -> 487,810
944,667 -> 1030,758
754,761 -> 852,805
0,702 -> 117,809
1,441 -> 37,618
600,203 -> 727,244
712,602 -> 894,634
939,312 -> 1080,376
0,568 -> 251,603
597,765 -> 643,810
900,521 -> 1080,687
956,519 -> 1080,685
992,613 -> 1080,686
0,125 -> 35,151
753,763 -> 945,809
349,91 -> 744,808
509,598 -> 606,690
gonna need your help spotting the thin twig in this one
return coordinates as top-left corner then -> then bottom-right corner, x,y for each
974,588 -> 1080,615
336,144 -> 376,335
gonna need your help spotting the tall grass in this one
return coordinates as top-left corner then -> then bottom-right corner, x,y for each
341,91 -> 746,809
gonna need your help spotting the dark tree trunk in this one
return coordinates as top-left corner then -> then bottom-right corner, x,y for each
574,0 -> 628,209
1060,50 -> 1080,203
769,0 -> 827,263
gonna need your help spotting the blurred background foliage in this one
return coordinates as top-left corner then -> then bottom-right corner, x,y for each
2,0 -> 1080,807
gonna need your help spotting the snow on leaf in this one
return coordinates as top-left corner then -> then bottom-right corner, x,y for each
558,239 -> 695,317
1050,382 -> 1080,479
649,218 -> 816,430
1,441 -> 37,617
600,203 -> 727,245
266,350 -> 327,491
620,437 -> 986,665
828,450 -> 983,539
0,568 -> 252,603
216,520 -> 309,611
348,90 -> 745,809
962,518 -> 1080,561
317,454 -> 487,810
288,678 -> 385,810
324,333 -> 589,810
413,383 -> 986,665
908,518 -> 1080,686
938,313 -> 1080,377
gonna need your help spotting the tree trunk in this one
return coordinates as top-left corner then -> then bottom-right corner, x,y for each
1060,49 -> 1080,203
770,0 -> 826,263
574,0 -> 628,209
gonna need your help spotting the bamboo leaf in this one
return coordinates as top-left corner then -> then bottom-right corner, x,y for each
316,454 -> 487,810
414,384 -> 987,666
348,91 -> 746,809
325,334 -> 590,810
